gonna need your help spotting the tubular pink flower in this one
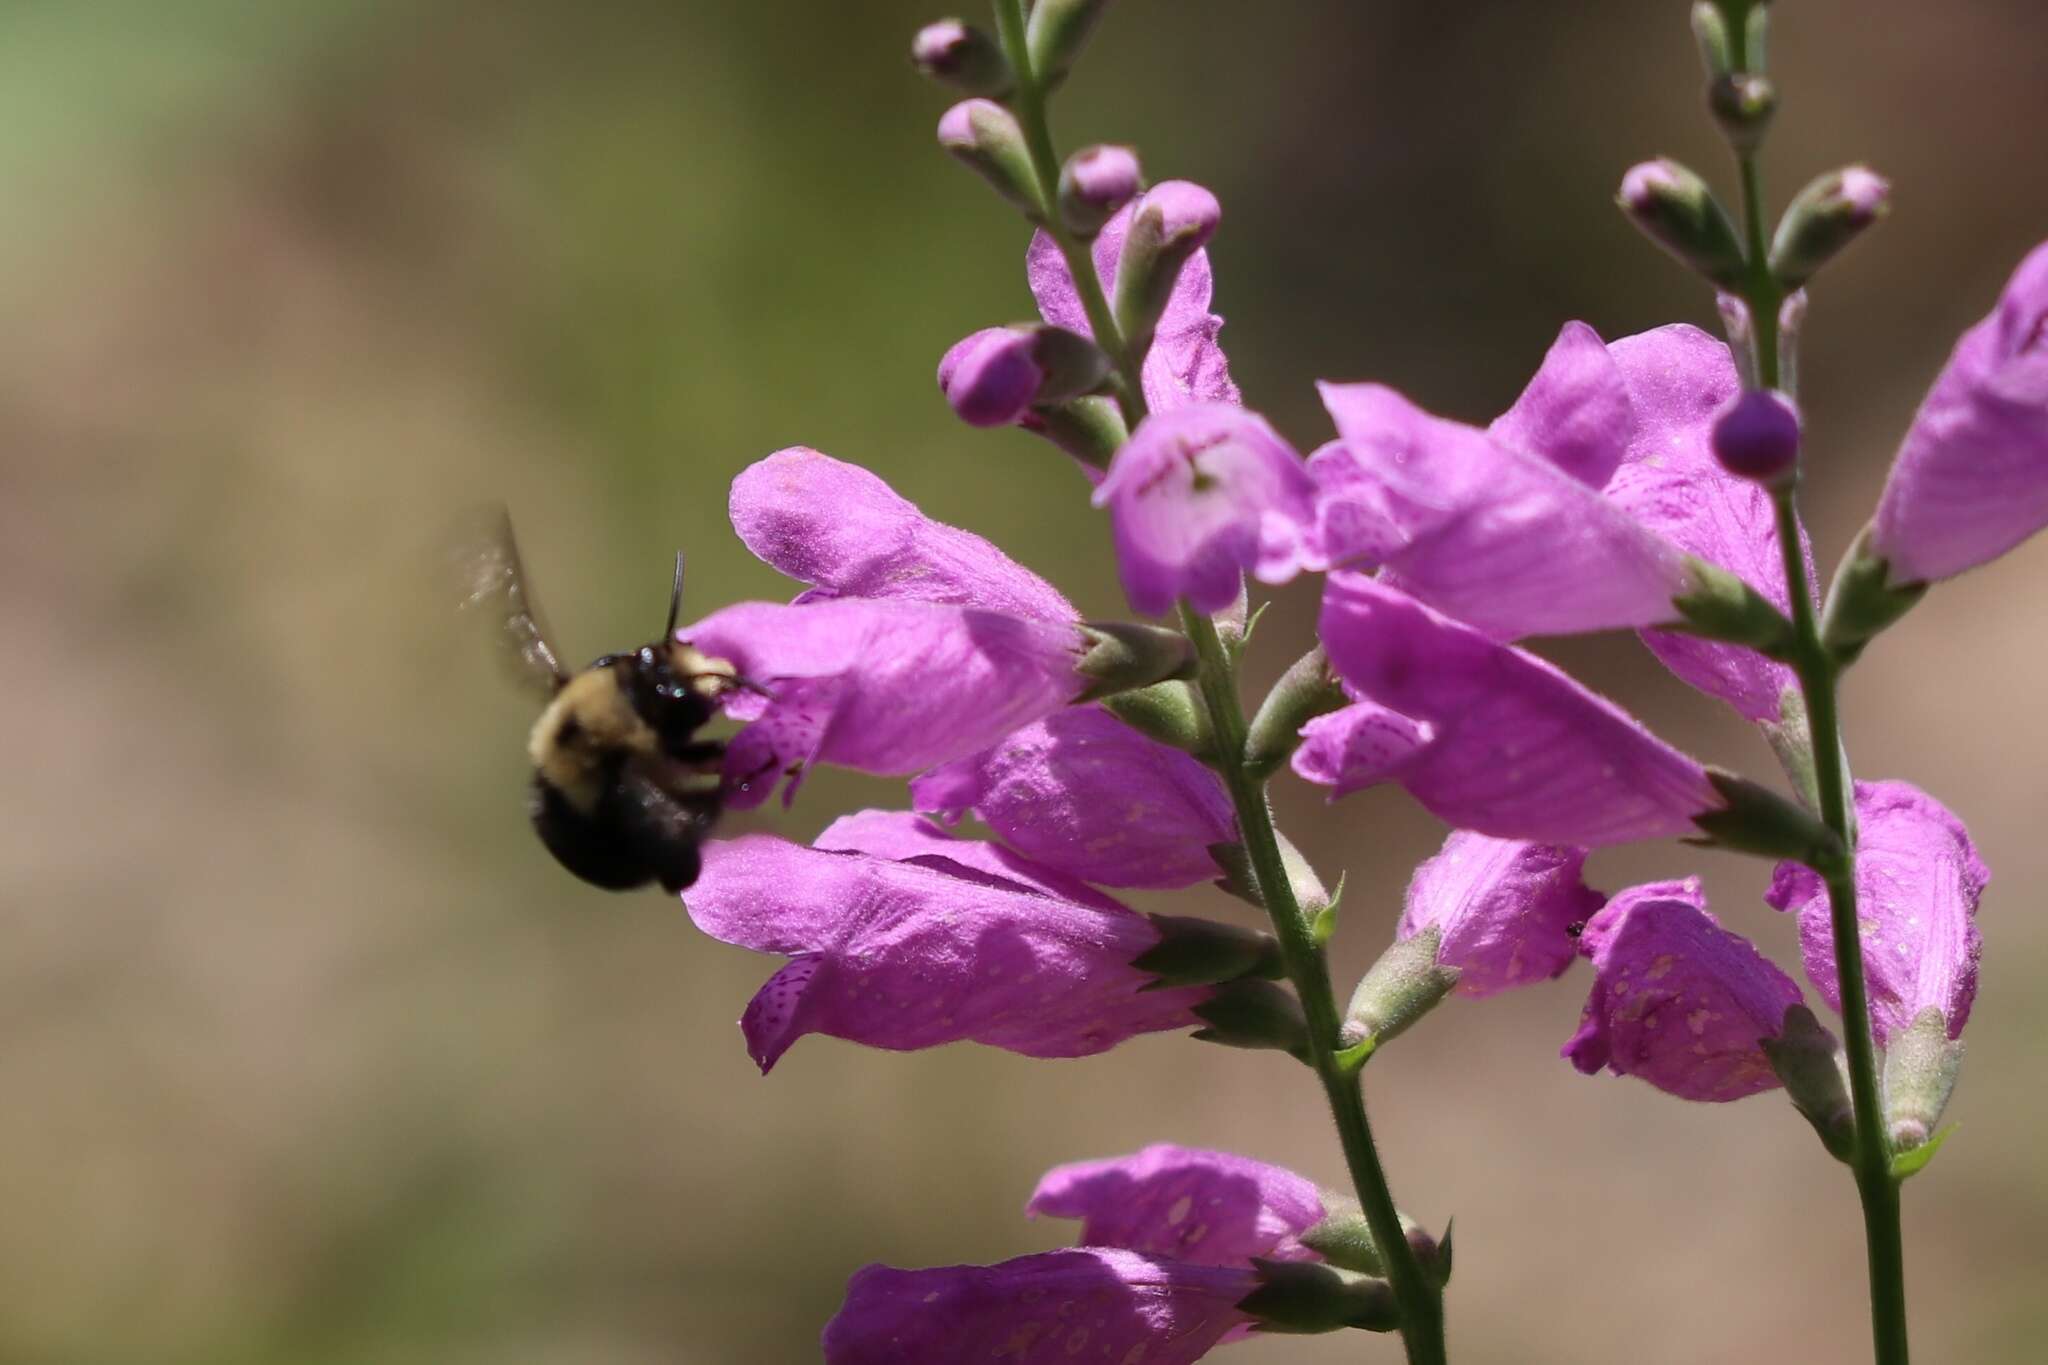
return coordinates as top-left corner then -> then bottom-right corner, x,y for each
1400,832 -> 1605,998
822,1249 -> 1256,1365
912,706 -> 1236,890
683,598 -> 1088,807
1562,878 -> 1804,1102
1028,188 -> 1239,412
1311,380 -> 1691,639
1870,240 -> 2048,583
683,812 -> 1208,1072
1289,699 -> 1435,800
729,446 -> 1076,621
1766,780 -> 1988,1044
1027,1144 -> 1325,1267
1605,324 -> 1813,722
1316,574 -> 1720,847
1092,402 -> 1316,616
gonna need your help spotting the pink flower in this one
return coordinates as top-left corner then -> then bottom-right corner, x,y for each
1399,832 -> 1605,998
682,812 -> 1208,1071
1487,320 -> 1636,489
1028,1143 -> 1326,1267
1563,878 -> 1805,1102
1289,699 -> 1436,801
823,1250 -> 1256,1365
1028,186 -> 1238,412
1605,324 -> 1812,722
1310,379 -> 1692,639
1313,573 -> 1720,847
1870,240 -> 2048,583
825,1146 -> 1339,1362
685,597 -> 1091,807
729,446 -> 1076,621
1766,780 -> 1988,1044
912,706 -> 1236,890
1093,403 -> 1315,615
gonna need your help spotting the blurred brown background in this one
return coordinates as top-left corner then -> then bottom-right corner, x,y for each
5,2 -> 2046,1361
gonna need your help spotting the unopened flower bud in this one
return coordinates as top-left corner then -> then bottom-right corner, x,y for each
1132,913 -> 1282,988
1617,158 -> 1746,289
1191,978 -> 1310,1057
1770,165 -> 1890,288
1026,0 -> 1115,89
1671,556 -> 1797,654
1708,73 -> 1777,153
1884,1009 -> 1965,1157
1112,181 -> 1222,364
937,98 -> 1041,217
939,327 -> 1042,427
1711,388 -> 1801,485
1341,927 -> 1461,1050
1057,144 -> 1143,236
1073,620 -> 1197,702
1243,646 -> 1349,781
1298,1199 -> 1439,1282
939,324 -> 1112,427
1236,1259 -> 1398,1336
910,19 -> 1013,96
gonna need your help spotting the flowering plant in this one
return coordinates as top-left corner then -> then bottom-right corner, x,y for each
610,2 -> 2037,1359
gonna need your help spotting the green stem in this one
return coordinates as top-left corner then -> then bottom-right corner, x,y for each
1737,123 -> 1908,1359
1183,612 -> 1448,1365
989,6 -> 1444,1356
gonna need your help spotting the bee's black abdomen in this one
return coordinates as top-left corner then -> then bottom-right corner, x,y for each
530,777 -> 650,891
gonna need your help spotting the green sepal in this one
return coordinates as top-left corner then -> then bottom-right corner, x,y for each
1883,1008 -> 1964,1154
1760,685 -> 1821,813
937,99 -> 1042,219
1340,926 -> 1460,1051
1073,622 -> 1197,702
1134,914 -> 1283,989
1690,2 -> 1733,78
1022,394 -> 1126,471
1244,646 -> 1350,781
1690,768 -> 1845,872
1024,324 -> 1114,404
1024,0 -> 1112,89
1669,556 -> 1796,653
1310,877 -> 1345,949
1235,1259 -> 1398,1335
1298,1200 -> 1444,1286
1190,979 -> 1310,1060
1209,834 -> 1332,921
1333,1036 -> 1375,1077
1890,1125 -> 1957,1183
1430,1218 -> 1454,1289
1759,1004 -> 1856,1163
1100,679 -> 1212,759
1819,525 -> 1927,667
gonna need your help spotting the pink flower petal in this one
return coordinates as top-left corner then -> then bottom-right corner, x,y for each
912,707 -> 1237,890
1028,1144 -> 1325,1267
1562,878 -> 1803,1102
1400,831 -> 1604,997
1488,320 -> 1636,489
1317,574 -> 1718,846
1765,780 -> 1988,1044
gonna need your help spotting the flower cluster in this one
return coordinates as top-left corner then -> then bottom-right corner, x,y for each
621,3 -> 2045,1357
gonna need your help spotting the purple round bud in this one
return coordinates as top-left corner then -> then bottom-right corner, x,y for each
912,19 -> 971,70
1057,144 -> 1143,235
938,327 -> 1044,428
1711,389 -> 1802,484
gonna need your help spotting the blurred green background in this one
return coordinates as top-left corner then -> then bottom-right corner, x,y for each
6,2 -> 2047,1361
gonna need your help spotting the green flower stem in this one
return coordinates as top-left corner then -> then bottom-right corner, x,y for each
1182,610 -> 1449,1365
1722,44 -> 1911,1356
989,7 -> 1445,1357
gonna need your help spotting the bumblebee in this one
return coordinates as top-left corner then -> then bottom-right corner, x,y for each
454,510 -> 736,893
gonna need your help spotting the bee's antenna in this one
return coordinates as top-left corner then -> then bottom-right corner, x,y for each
664,551 -> 686,638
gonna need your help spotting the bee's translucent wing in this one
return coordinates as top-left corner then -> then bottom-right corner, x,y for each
450,505 -> 568,697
